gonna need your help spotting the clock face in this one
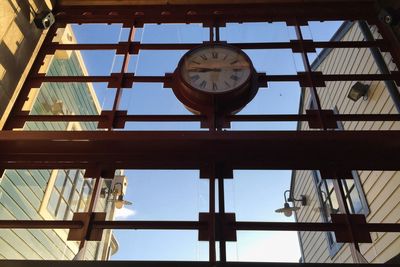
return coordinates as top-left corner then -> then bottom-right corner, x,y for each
180,45 -> 252,94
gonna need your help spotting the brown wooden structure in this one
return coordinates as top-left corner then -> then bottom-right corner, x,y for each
1,0 -> 400,264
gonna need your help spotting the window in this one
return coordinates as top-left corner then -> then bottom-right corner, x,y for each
316,176 -> 340,219
309,104 -> 369,256
39,122 -> 95,222
46,170 -> 93,220
312,170 -> 369,256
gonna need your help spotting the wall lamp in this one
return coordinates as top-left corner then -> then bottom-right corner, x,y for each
42,99 -> 65,115
34,11 -> 55,29
275,190 -> 307,217
347,82 -> 369,102
101,182 -> 132,209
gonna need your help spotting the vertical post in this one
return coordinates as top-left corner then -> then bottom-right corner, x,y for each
358,21 -> 400,113
209,170 -> 216,263
108,26 -> 136,130
215,26 -> 220,43
218,175 -> 227,262
375,17 -> 400,71
209,112 -> 217,132
294,22 -> 327,130
332,179 -> 366,263
77,176 -> 103,255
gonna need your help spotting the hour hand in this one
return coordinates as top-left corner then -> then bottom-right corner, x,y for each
188,68 -> 221,72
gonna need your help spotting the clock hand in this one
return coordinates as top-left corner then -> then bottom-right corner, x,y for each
188,68 -> 222,72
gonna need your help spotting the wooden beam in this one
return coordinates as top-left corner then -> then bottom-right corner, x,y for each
58,0 -> 376,6
1,130 -> 400,170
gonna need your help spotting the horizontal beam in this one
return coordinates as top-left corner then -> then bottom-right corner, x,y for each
28,73 -> 400,88
29,75 -> 165,87
228,114 -> 400,122
96,221 -> 400,233
43,40 -> 390,54
8,114 -> 400,128
0,220 -> 83,229
1,131 -> 400,170
58,0 -> 377,6
1,220 -> 399,233
0,260 -> 391,267
54,2 -> 379,25
12,114 -> 206,122
92,221 -> 343,232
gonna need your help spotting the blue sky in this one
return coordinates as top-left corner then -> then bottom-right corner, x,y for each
73,21 -> 342,261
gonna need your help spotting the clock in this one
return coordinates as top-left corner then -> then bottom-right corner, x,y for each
180,44 -> 252,94
171,43 -> 259,115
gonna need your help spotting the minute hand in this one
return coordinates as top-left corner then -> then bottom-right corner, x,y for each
188,68 -> 222,72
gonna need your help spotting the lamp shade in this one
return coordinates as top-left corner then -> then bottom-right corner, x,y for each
114,195 -> 133,209
275,202 -> 300,217
347,82 -> 369,101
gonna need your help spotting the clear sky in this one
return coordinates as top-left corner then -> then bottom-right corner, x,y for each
73,20 -> 342,262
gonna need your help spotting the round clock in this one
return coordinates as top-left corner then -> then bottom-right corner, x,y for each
172,43 -> 259,115
180,44 -> 252,94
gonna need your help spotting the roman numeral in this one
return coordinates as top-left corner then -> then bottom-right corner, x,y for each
200,54 -> 207,60
191,60 -> 201,65
230,60 -> 238,65
190,75 -> 200,82
212,52 -> 218,59
225,81 -> 231,88
200,80 -> 207,89
230,75 -> 240,81
212,82 -> 218,91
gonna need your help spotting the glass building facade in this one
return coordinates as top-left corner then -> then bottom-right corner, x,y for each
0,25 -> 118,260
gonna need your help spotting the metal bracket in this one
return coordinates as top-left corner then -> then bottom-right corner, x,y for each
331,214 -> 372,243
85,166 -> 116,179
290,40 -> 316,53
319,169 -> 354,180
97,110 -> 127,129
298,72 -> 326,88
306,109 -> 338,129
198,212 -> 237,242
108,73 -> 135,88
67,212 -> 107,241
200,164 -> 233,179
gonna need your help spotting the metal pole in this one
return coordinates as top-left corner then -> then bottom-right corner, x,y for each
209,173 -> 216,263
332,179 -> 366,263
77,176 -> 103,256
294,23 -> 327,130
358,21 -> 400,113
108,26 -> 136,130
209,26 -> 214,43
218,175 -> 227,262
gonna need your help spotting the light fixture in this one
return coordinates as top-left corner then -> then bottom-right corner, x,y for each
51,100 -> 64,115
275,190 -> 307,217
101,182 -> 133,209
114,194 -> 133,209
275,202 -> 300,217
42,99 -> 65,115
347,82 -> 369,102
379,8 -> 399,26
34,11 -> 55,29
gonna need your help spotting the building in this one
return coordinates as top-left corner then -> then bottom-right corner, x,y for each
292,20 -> 400,264
0,24 -> 119,260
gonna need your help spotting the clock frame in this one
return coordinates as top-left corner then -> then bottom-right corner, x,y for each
171,43 -> 260,115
